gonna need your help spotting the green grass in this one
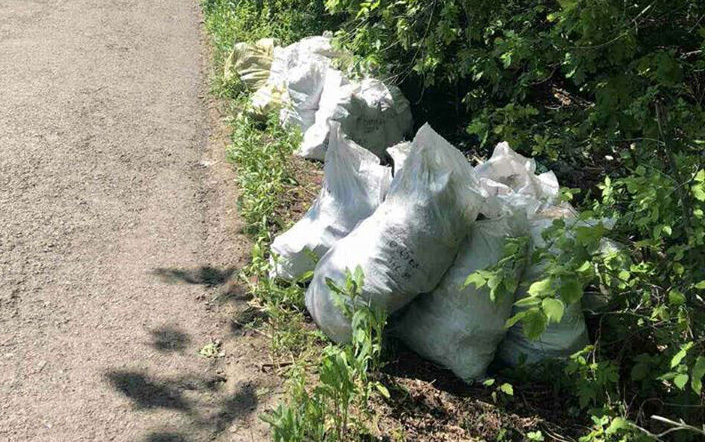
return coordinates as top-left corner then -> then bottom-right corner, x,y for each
226,112 -> 301,234
220,102 -> 319,356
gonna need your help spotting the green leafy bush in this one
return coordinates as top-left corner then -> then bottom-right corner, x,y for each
326,0 -> 705,161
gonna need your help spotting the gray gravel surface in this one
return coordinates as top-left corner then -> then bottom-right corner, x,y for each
0,1 -> 273,440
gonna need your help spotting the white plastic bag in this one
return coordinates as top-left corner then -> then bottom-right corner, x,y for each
333,78 -> 413,160
251,36 -> 342,122
297,77 -> 413,162
279,61 -> 328,130
269,123 -> 392,281
394,213 -> 529,382
386,141 -> 412,176
497,208 -> 589,366
305,124 -> 486,343
472,142 -> 589,366
475,142 -> 559,204
296,69 -> 354,160
223,38 -> 276,91
475,142 -> 559,219
286,35 -> 341,61
279,36 -> 344,132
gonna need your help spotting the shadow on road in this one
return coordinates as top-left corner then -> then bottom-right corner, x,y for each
152,266 -> 235,286
105,370 -> 257,440
143,432 -> 190,442
106,371 -> 192,411
149,325 -> 191,353
151,265 -> 252,308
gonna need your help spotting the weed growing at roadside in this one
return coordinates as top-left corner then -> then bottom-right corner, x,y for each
263,268 -> 389,441
207,24 -> 388,437
199,339 -> 223,358
226,111 -> 301,235
223,106 -> 323,361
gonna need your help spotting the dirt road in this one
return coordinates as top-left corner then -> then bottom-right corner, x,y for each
0,1 -> 274,440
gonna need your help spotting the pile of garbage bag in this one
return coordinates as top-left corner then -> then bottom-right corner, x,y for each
228,34 -> 608,384
226,34 -> 413,162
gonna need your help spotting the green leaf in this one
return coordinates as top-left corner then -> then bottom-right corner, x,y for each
674,373 -> 689,390
487,275 -> 501,292
483,378 -> 496,387
692,184 -> 705,202
505,311 -> 527,329
528,278 -> 552,297
299,270 -> 314,282
515,296 -> 542,308
527,431 -> 545,441
523,308 -> 548,340
606,417 -> 631,435
691,356 -> 705,394
375,383 -> 390,399
542,298 -> 565,323
464,272 -> 487,289
576,261 -> 591,273
558,277 -> 582,305
631,363 -> 650,381
668,289 -> 686,306
353,265 -> 365,290
695,280 -> 705,290
500,383 -> 514,396
325,277 -> 343,295
658,371 -> 677,382
671,342 -> 694,368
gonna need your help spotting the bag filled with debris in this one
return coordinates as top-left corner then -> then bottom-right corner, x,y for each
475,142 -> 559,206
472,143 -> 589,366
305,124 -> 486,343
496,207 -> 590,366
296,69 -> 353,160
251,35 -> 343,124
223,38 -> 276,91
394,212 -> 529,382
279,36 -> 345,132
251,45 -> 292,117
297,77 -> 413,162
385,141 -> 412,177
269,122 -> 391,281
333,78 -> 413,160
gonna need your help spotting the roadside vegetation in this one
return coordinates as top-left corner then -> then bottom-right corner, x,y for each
202,1 -> 705,440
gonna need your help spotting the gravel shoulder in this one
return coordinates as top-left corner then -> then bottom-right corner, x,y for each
0,1 -> 274,440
